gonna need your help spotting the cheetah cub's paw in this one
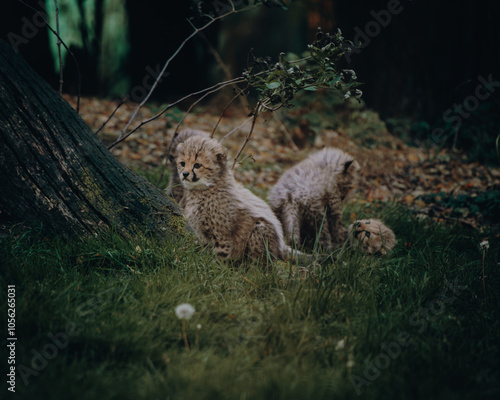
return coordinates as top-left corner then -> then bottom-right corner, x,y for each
348,219 -> 396,255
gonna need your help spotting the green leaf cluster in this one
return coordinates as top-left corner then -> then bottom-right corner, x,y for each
243,28 -> 362,112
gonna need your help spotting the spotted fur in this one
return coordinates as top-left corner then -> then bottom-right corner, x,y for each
166,129 -> 209,205
176,135 -> 301,263
269,148 -> 360,249
347,219 -> 396,254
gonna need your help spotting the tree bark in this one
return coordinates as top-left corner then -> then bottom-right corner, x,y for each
0,40 -> 187,240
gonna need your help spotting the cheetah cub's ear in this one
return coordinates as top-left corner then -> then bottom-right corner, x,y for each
215,145 -> 228,165
337,158 -> 361,201
348,219 -> 396,255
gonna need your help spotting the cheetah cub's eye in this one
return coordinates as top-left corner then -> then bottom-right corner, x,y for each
193,163 -> 201,169
180,161 -> 185,167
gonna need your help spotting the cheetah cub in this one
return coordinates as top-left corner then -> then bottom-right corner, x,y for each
348,219 -> 396,254
269,148 -> 360,249
166,129 -> 209,205
176,135 -> 300,263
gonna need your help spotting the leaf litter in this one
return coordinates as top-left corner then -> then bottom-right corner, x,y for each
64,95 -> 500,229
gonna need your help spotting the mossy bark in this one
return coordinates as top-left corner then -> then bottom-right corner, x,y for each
0,40 -> 188,240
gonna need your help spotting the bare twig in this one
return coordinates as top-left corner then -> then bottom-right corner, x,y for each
481,247 -> 486,296
17,0 -> 81,113
232,102 -> 263,169
108,77 -> 245,151
173,85 -> 229,138
198,31 -> 249,111
94,96 -> 129,136
273,112 -> 299,151
182,320 -> 190,351
212,87 -> 249,138
116,3 -> 260,145
53,0 -> 63,94
220,117 -> 253,143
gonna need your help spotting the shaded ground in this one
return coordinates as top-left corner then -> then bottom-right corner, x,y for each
65,95 -> 500,229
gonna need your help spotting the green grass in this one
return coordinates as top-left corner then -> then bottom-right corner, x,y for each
1,183 -> 499,399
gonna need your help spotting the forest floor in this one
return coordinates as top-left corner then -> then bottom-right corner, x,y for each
3,96 -> 499,400
66,94 -> 500,230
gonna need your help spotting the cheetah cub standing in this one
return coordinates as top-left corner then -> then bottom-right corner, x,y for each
166,129 -> 209,205
176,135 -> 300,263
269,148 -> 360,249
348,219 -> 396,255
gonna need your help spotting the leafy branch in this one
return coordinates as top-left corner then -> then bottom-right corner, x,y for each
104,3 -> 360,175
159,27 -> 362,170
226,28 -> 362,166
244,28 -> 362,112
107,0 -> 294,148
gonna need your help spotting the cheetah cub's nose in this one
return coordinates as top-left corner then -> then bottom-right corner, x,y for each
182,172 -> 189,178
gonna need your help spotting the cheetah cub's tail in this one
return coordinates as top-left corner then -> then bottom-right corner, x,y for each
347,219 -> 396,255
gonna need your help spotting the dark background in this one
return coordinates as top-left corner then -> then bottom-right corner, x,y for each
2,0 -> 500,122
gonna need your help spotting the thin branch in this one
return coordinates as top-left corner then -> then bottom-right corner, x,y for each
199,31 -> 249,112
287,55 -> 314,64
94,96 -> 129,136
220,117 -> 253,143
173,85 -> 228,138
232,102 -> 263,170
17,0 -> 81,113
261,101 -> 289,112
53,0 -> 63,94
155,85 -> 245,188
108,77 -> 246,151
482,248 -> 486,296
116,3 -> 260,145
212,87 -> 249,138
273,112 -> 299,151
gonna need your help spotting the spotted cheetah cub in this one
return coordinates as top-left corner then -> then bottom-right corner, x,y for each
176,135 -> 299,262
166,129 -> 209,205
348,219 -> 396,254
269,148 -> 360,249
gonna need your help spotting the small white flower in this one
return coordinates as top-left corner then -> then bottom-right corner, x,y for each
175,303 -> 195,320
480,240 -> 489,250
196,324 -> 202,330
335,338 -> 346,350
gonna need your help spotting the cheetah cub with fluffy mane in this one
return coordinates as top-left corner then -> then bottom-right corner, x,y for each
269,148 -> 361,249
270,148 -> 397,254
176,135 -> 300,262
166,128 -> 209,205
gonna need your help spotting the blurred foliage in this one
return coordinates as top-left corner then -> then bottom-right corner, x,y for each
419,191 -> 500,225
386,100 -> 500,166
277,85 -> 393,149
45,0 -> 130,96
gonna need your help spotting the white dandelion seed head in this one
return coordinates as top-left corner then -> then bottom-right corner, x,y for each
196,324 -> 202,330
175,303 -> 195,320
335,338 -> 346,351
480,240 -> 489,250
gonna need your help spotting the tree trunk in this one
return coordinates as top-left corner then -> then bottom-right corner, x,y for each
0,40 -> 187,240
